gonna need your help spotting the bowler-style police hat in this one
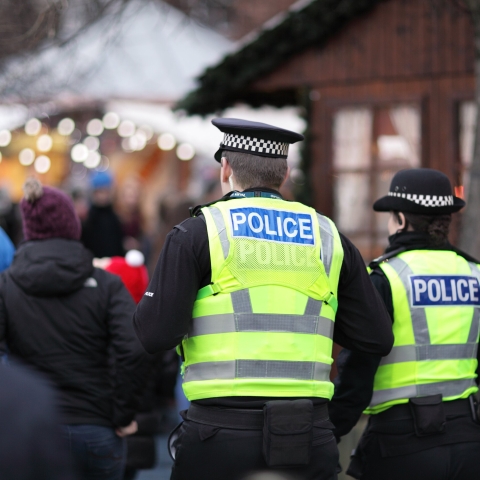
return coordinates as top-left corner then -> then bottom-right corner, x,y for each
212,118 -> 304,162
373,168 -> 465,215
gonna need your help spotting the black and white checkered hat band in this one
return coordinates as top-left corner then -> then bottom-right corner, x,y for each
222,133 -> 289,157
388,191 -> 454,207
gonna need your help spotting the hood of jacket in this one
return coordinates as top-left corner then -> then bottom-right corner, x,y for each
8,239 -> 94,296
385,231 -> 480,264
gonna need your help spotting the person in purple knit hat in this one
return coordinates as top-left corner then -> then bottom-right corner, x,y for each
0,177 -> 147,480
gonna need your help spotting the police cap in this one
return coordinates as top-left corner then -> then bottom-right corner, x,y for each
373,168 -> 465,215
212,118 -> 304,162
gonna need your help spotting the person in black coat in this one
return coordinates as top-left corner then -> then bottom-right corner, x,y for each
81,171 -> 125,258
0,363 -> 76,480
0,178 -> 146,480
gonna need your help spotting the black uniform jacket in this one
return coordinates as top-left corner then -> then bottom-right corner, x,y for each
329,231 -> 480,440
0,238 -> 146,427
133,189 -> 393,408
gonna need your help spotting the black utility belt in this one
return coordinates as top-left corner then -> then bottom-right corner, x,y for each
186,401 -> 328,430
370,395 -> 476,437
187,400 -> 329,468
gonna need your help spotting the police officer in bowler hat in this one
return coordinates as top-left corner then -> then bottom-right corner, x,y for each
133,118 -> 393,480
329,168 -> 480,479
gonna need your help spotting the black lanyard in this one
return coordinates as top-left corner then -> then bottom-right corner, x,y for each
229,191 -> 283,200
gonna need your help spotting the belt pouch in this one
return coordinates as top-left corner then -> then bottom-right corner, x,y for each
409,394 -> 445,436
262,399 -> 313,467
346,427 -> 369,479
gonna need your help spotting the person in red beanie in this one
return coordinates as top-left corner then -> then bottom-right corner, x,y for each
0,178 -> 146,480
104,250 -> 149,304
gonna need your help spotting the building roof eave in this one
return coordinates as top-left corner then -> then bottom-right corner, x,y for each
176,0 -> 387,116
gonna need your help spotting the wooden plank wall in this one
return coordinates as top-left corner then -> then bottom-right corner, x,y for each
254,0 -> 474,88
250,0 -> 476,218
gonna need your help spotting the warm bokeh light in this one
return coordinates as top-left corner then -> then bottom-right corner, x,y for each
129,134 -> 147,151
37,134 -> 53,152
103,112 -> 120,129
137,125 -> 154,141
57,118 -> 75,136
121,138 -> 133,152
25,118 -> 42,136
176,143 -> 195,161
157,133 -> 176,151
84,136 -> 100,151
86,119 -> 104,136
84,151 -> 101,169
71,144 -> 89,162
19,148 -> 36,166
0,130 -> 12,147
34,155 -> 51,174
117,120 -> 135,138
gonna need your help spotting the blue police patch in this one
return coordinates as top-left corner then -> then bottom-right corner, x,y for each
229,207 -> 315,245
409,275 -> 480,307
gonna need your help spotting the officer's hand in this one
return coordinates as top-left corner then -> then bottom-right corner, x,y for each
115,420 -> 138,437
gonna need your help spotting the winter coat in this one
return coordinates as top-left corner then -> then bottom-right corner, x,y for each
81,205 -> 125,258
0,238 -> 145,427
0,363 -> 76,480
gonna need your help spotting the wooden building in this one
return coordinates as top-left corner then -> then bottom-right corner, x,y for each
179,0 -> 477,260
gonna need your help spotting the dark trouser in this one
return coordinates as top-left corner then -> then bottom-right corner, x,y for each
169,417 -> 338,480
60,424 -> 126,480
359,437 -> 480,480
349,398 -> 480,480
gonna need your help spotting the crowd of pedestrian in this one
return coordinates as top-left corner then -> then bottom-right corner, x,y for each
0,173 -> 182,480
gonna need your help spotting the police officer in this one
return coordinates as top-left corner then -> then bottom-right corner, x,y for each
329,168 -> 480,480
133,118 -> 393,480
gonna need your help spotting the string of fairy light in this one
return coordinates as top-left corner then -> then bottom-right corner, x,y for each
0,111 -> 196,174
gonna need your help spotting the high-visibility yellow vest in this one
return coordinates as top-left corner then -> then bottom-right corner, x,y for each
180,197 -> 344,401
366,250 -> 480,414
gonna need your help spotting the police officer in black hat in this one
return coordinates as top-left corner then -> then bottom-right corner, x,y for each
330,168 -> 480,480
133,118 -> 393,480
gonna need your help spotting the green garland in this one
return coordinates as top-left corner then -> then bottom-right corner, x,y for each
176,0 -> 387,115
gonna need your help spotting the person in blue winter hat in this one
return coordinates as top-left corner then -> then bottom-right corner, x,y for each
91,171 -> 113,190
0,226 -> 14,272
81,171 -> 125,258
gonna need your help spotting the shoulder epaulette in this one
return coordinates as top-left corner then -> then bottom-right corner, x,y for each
368,247 -> 407,270
189,196 -> 233,217
449,245 -> 480,265
189,200 -> 217,217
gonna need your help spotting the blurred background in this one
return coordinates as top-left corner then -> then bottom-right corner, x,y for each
1,0 -> 479,264
2,1 -> 480,478
0,0 -> 306,273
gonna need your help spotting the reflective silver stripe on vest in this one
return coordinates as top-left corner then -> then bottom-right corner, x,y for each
468,263 -> 480,343
317,214 -> 333,276
370,378 -> 477,406
189,313 -> 334,338
210,206 -> 230,259
231,289 -> 252,313
184,360 -> 331,383
305,297 -> 322,316
386,257 -> 431,345
380,343 -> 478,365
